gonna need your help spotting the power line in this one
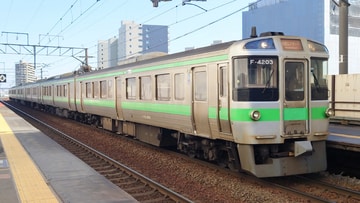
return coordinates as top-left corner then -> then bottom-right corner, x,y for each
169,1 -> 261,43
40,0 -> 101,46
87,0 -> 250,66
40,0 -> 80,44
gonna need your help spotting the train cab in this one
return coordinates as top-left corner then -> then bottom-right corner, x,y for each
228,32 -> 332,177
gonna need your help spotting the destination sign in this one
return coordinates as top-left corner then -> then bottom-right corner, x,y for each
281,39 -> 303,51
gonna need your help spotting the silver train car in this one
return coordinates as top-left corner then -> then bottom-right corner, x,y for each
9,31 -> 333,177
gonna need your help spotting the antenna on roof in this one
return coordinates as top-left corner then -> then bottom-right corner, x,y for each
250,26 -> 257,38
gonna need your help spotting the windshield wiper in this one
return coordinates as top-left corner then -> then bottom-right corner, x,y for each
311,69 -> 321,92
262,69 -> 274,93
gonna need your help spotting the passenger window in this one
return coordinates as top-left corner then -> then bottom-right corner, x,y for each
86,82 -> 92,98
194,71 -> 207,101
108,80 -> 113,98
93,82 -> 99,98
174,73 -> 185,100
156,74 -> 170,101
100,80 -> 107,98
126,77 -> 136,100
285,62 -> 304,101
64,85 -> 67,97
140,76 -> 152,100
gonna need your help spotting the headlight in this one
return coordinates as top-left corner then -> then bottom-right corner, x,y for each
250,110 -> 261,121
325,108 -> 334,117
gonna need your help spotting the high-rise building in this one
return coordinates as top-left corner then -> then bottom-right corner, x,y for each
15,61 -> 36,85
97,37 -> 118,69
118,20 -> 143,61
242,0 -> 360,74
98,20 -> 168,69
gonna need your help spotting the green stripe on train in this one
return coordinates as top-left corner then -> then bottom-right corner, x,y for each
61,99 -> 327,121
210,106 -> 327,121
82,99 -> 115,108
121,102 -> 191,116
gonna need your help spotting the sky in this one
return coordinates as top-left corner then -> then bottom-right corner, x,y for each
0,0 -> 255,88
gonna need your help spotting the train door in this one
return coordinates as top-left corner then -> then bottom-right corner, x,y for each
66,83 -> 70,109
115,77 -> 123,119
218,64 -> 231,134
80,81 -> 84,112
73,78 -> 78,112
51,84 -> 55,105
283,60 -> 309,136
192,66 -> 211,136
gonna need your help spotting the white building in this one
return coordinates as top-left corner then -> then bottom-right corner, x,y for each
98,20 -> 168,69
118,20 -> 143,61
15,61 -> 36,85
97,37 -> 118,69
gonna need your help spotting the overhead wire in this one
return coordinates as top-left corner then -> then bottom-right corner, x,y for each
33,0 -> 103,76
41,0 -> 262,75
123,0 -> 259,60
24,0 -> 45,32
96,0 -> 244,65
36,1 -> 181,71
39,0 -> 102,46
1,0 -> 14,32
39,0 -> 80,44
169,0 -> 263,44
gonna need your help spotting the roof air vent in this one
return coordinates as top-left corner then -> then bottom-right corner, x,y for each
260,31 -> 284,37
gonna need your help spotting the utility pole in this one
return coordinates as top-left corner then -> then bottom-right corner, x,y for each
335,0 -> 350,74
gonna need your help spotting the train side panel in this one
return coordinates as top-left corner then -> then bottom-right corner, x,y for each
77,72 -> 117,122
120,66 -> 194,135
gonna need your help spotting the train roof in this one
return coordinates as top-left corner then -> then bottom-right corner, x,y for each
111,40 -> 236,70
72,40 -> 237,78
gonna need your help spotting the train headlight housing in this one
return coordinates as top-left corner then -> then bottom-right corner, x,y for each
325,108 -> 334,117
244,38 -> 275,49
250,110 -> 261,121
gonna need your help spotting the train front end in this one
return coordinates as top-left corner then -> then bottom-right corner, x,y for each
230,33 -> 332,177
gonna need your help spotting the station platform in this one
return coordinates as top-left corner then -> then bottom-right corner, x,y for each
327,124 -> 360,152
0,102 -> 138,203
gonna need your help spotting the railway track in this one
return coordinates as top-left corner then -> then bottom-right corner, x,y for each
265,175 -> 360,202
4,102 -> 192,203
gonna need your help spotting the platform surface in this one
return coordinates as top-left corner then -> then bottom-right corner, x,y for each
327,124 -> 360,152
0,102 -> 138,203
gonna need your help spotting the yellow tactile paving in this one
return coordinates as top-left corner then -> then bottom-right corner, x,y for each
0,113 -> 59,203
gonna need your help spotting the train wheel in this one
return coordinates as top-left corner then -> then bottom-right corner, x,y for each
186,151 -> 195,158
217,147 -> 240,171
227,160 -> 238,171
216,150 -> 228,168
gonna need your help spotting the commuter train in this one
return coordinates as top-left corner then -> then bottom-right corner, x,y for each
9,30 -> 333,177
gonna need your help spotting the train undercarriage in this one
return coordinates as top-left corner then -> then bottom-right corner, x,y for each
24,102 -> 242,171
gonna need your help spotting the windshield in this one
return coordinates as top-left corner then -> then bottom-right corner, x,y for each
310,58 -> 328,100
285,62 -> 304,101
233,56 -> 278,101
